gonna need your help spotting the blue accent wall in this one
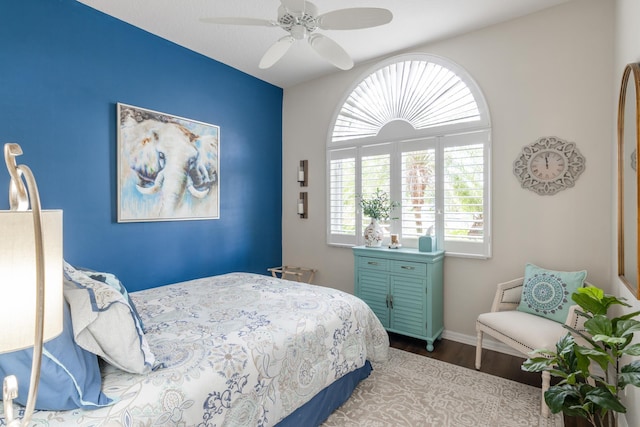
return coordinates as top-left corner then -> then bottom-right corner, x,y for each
0,0 -> 283,291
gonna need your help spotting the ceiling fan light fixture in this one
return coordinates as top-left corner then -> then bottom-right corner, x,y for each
290,24 -> 307,40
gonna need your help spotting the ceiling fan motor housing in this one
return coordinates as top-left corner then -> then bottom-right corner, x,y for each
278,1 -> 318,38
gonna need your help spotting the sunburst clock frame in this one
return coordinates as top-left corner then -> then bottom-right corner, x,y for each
513,136 -> 586,195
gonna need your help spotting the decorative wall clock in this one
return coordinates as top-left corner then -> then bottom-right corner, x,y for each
513,136 -> 586,195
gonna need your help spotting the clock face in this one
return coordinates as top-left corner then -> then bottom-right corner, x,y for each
530,150 -> 566,181
512,136 -> 586,195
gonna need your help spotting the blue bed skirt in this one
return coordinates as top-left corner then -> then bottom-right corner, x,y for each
275,360 -> 373,427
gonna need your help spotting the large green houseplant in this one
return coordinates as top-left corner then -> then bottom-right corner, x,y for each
522,286 -> 640,427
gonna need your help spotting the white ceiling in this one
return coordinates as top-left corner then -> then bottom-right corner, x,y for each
77,0 -> 572,89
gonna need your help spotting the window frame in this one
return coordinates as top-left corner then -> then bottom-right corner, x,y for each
326,53 -> 492,258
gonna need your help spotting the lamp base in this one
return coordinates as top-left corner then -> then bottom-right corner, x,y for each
3,374 -> 21,426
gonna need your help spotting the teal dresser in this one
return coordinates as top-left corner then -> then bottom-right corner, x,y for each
353,246 -> 444,351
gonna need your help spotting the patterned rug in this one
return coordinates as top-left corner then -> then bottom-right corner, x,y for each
322,347 -> 564,427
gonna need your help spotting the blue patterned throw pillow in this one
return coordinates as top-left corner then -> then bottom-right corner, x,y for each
516,263 -> 587,323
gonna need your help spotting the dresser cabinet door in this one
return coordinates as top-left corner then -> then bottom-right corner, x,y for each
357,270 -> 390,327
389,275 -> 426,336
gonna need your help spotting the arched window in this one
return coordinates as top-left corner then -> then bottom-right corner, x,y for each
327,54 -> 491,258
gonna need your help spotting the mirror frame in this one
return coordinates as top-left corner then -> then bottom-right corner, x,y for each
617,62 -> 640,299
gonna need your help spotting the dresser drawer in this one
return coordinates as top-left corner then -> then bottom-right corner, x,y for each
358,256 -> 389,272
390,260 -> 427,277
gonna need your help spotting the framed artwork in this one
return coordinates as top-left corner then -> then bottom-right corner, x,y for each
117,103 -> 220,222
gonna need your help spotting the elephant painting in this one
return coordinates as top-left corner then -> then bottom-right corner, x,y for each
117,104 -> 219,222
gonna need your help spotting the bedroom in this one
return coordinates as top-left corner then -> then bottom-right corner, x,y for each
0,0 -> 638,426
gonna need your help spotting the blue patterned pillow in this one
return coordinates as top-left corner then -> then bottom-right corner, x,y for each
517,263 -> 587,323
0,301 -> 112,410
63,262 -> 156,374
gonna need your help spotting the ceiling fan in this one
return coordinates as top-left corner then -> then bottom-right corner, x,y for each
200,0 -> 393,70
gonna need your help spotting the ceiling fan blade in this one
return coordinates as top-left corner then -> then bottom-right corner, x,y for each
280,0 -> 306,13
318,8 -> 393,30
308,34 -> 354,70
259,36 -> 295,69
200,17 -> 276,27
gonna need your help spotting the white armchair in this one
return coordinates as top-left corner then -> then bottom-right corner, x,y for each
475,277 -> 587,417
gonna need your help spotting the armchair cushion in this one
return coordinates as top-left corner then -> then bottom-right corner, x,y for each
477,310 -> 569,355
516,263 -> 586,324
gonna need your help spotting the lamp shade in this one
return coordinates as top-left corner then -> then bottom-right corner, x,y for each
0,210 -> 63,353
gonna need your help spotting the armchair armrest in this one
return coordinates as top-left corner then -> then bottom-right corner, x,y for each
564,304 -> 581,329
490,277 -> 524,312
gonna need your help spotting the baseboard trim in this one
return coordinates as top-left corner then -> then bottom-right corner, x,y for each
441,330 -> 527,359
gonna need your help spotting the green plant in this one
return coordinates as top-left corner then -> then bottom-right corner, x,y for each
359,188 -> 400,220
522,286 -> 640,427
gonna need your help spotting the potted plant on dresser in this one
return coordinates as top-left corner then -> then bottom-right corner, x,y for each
522,286 -> 640,427
359,188 -> 400,247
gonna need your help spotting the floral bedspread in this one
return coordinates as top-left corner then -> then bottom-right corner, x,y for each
28,272 -> 389,426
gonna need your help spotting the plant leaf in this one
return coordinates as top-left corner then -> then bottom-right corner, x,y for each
616,319 -> 640,338
619,361 -> 640,388
544,385 -> 582,414
556,333 -> 576,354
621,343 -> 640,356
573,287 -> 606,315
592,334 -> 628,346
617,310 -> 640,321
573,287 -> 630,315
575,345 -> 612,373
522,357 -> 554,372
585,315 -> 613,337
585,387 -> 627,413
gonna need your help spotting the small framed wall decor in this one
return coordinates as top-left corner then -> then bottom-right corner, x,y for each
513,136 -> 586,196
117,103 -> 220,222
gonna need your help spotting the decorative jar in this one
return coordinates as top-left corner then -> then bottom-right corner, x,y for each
364,218 -> 384,247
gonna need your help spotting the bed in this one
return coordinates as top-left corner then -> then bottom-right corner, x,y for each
0,267 -> 389,426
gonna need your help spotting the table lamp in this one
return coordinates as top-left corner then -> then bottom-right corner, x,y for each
0,143 -> 63,426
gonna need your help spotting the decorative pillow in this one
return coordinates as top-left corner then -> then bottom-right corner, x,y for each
63,261 -> 156,374
0,300 -> 112,410
77,266 -> 145,331
517,263 -> 587,323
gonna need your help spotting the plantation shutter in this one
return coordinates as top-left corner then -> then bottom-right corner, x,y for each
360,144 -> 392,235
328,148 -> 357,246
440,131 -> 490,256
400,139 -> 436,241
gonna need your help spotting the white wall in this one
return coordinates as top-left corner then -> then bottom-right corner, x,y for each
614,1 -> 640,426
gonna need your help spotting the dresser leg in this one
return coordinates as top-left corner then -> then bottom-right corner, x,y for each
426,340 -> 434,352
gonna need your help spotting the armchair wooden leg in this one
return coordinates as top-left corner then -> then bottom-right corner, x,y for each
541,370 -> 550,417
475,330 -> 483,370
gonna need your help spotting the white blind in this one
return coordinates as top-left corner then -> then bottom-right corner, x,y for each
401,148 -> 436,239
332,60 -> 481,142
360,148 -> 391,227
328,148 -> 357,245
443,143 -> 484,242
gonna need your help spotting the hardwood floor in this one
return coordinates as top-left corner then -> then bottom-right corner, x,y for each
388,332 -> 588,427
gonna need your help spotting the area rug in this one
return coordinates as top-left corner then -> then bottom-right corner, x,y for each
322,347 -> 563,427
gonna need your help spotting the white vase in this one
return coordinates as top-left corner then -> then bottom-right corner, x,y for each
364,218 -> 384,247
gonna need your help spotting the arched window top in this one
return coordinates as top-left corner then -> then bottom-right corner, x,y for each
331,54 -> 490,144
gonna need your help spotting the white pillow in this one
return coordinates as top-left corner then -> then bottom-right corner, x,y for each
63,262 -> 155,374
